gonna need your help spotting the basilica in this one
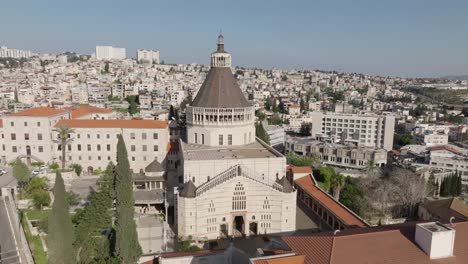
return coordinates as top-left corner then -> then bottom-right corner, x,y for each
176,34 -> 296,240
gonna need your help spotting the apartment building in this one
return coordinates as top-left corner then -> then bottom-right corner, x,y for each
137,49 -> 160,64
290,111 -> 395,151
95,45 -> 126,60
285,137 -> 387,169
0,46 -> 32,58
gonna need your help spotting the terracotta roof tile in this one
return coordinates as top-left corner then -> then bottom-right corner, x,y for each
289,166 -> 313,174
283,221 -> 468,264
294,175 -> 367,228
54,119 -> 168,129
254,255 -> 306,264
10,107 -> 68,117
68,105 -> 113,119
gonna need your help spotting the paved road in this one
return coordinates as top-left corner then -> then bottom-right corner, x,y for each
0,171 -> 17,189
0,196 -> 20,264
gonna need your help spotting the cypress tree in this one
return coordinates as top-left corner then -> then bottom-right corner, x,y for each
439,177 -> 447,197
456,174 -> 462,196
74,162 -> 115,263
435,179 -> 440,197
449,173 -> 457,196
445,175 -> 452,196
48,172 -> 75,264
114,135 -> 142,263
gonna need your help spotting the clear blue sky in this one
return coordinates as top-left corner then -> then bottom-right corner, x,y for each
1,0 -> 467,77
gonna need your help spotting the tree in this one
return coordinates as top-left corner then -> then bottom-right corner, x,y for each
286,152 -> 319,167
393,168 -> 426,217
53,125 -> 75,169
32,190 -> 50,209
114,135 -> 142,263
300,122 -> 312,136
330,173 -> 346,200
72,163 -> 82,176
12,159 -> 30,186
104,62 -> 110,73
48,172 -> 75,264
339,177 -> 367,217
365,160 -> 382,178
255,122 -> 270,144
316,166 -> 336,192
125,95 -> 139,115
426,173 -> 437,197
269,113 -> 282,125
299,98 -> 305,112
74,162 -> 115,263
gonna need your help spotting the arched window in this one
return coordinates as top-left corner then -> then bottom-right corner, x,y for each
232,182 -> 246,211
263,197 -> 270,210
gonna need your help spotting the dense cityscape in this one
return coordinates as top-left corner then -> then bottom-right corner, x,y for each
1,3 -> 468,264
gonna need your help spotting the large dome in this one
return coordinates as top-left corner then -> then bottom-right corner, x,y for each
191,67 -> 250,108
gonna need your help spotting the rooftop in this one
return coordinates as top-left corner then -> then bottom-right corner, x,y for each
68,105 -> 113,119
282,221 -> 468,264
294,175 -> 368,228
191,67 -> 251,108
181,140 -> 283,161
54,119 -> 168,129
9,107 -> 68,117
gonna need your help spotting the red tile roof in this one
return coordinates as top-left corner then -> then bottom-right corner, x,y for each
10,107 -> 68,117
55,119 -> 168,129
69,105 -> 113,119
254,255 -> 306,264
429,145 -> 461,155
289,166 -> 313,174
283,221 -> 468,264
294,175 -> 368,228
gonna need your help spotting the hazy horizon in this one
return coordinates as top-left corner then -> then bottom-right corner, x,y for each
1,0 -> 468,78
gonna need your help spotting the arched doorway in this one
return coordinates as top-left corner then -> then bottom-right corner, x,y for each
249,222 -> 258,235
87,166 -> 94,174
233,216 -> 244,237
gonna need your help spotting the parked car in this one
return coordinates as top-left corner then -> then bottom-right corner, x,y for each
0,169 -> 7,175
39,165 -> 48,171
31,169 -> 40,176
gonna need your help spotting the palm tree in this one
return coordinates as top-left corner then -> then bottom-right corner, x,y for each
330,172 -> 346,200
53,125 -> 75,169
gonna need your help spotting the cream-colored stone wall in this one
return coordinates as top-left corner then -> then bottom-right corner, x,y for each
52,127 -> 169,171
177,175 -> 296,240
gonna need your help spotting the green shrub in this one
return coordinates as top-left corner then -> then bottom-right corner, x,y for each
32,161 -> 45,167
71,163 -> 83,176
92,169 -> 104,175
49,163 -> 60,170
32,190 -> 50,209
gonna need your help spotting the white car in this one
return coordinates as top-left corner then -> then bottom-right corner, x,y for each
39,165 -> 48,171
31,169 -> 40,176
0,169 -> 7,175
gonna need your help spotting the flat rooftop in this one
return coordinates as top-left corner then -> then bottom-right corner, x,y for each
181,140 -> 283,161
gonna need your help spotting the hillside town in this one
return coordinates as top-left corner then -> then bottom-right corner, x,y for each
0,36 -> 468,264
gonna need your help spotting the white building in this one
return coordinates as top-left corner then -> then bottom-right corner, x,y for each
176,34 -> 296,240
95,45 -> 126,60
0,46 -> 32,58
290,111 -> 395,151
137,49 -> 160,64
0,106 -> 168,172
